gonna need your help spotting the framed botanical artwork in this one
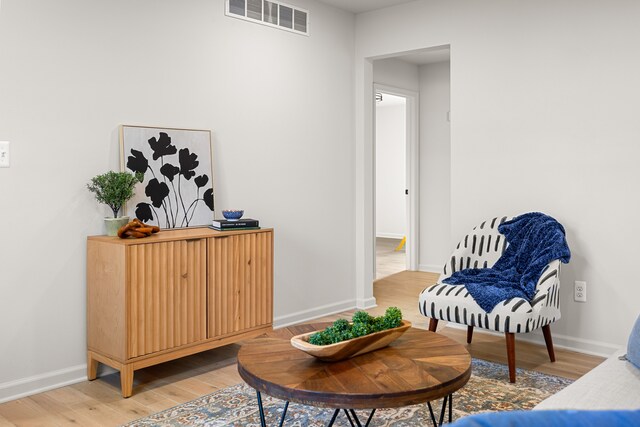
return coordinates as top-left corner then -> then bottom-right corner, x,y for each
120,125 -> 215,229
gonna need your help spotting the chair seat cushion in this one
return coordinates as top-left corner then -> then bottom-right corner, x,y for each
419,282 -> 559,333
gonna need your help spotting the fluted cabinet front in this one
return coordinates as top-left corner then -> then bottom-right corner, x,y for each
208,232 -> 273,338
87,228 -> 273,398
127,239 -> 207,358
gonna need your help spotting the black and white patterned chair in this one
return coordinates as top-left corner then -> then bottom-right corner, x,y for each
418,215 -> 561,382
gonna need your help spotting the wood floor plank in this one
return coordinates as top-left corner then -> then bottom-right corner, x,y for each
0,414 -> 15,427
124,389 -> 181,414
27,394 -> 98,427
375,238 -> 407,279
0,398 -> 61,427
0,270 -> 605,426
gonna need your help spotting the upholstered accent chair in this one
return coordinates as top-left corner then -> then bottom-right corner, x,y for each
418,216 -> 562,382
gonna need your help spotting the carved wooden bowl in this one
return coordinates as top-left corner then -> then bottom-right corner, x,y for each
290,320 -> 412,362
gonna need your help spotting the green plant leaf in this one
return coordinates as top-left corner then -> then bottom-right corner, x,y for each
87,171 -> 143,218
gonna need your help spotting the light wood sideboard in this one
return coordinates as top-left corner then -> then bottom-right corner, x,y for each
86,227 -> 273,397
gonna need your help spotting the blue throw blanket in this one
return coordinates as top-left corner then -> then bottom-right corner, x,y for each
443,212 -> 571,312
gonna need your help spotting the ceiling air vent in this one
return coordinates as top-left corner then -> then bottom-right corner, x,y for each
226,0 -> 309,36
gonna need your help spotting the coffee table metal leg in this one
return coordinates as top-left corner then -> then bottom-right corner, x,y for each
254,391 -> 375,427
364,408 -> 376,426
437,395 -> 448,426
344,409 -> 357,427
279,401 -> 289,427
343,409 -> 376,427
327,409 -> 340,426
427,393 -> 454,426
255,391 -> 289,427
256,391 -> 267,427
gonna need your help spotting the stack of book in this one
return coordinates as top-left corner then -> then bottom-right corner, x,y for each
209,218 -> 260,231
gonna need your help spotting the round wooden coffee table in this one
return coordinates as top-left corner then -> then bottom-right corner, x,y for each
237,323 -> 471,427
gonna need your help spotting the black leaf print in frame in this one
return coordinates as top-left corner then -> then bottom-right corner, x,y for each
126,129 -> 214,229
203,188 -> 214,211
127,149 -> 149,174
179,148 -> 199,180
145,178 -> 170,208
148,132 -> 177,160
135,202 -> 154,222
160,163 -> 180,182
194,174 -> 209,188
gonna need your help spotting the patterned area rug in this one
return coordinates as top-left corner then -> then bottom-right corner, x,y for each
124,359 -> 572,426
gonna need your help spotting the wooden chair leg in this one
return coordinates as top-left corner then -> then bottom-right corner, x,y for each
505,332 -> 516,383
466,326 -> 474,344
428,318 -> 439,332
542,324 -> 556,362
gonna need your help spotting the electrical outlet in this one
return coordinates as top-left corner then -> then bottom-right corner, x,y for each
574,280 -> 587,302
0,141 -> 9,168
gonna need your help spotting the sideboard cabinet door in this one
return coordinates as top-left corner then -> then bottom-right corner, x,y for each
127,238 -> 207,358
208,231 -> 273,338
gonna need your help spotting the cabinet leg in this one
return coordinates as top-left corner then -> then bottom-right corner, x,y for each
120,365 -> 134,398
87,353 -> 98,381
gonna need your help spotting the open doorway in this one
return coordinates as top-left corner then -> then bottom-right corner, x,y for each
370,46 -> 450,287
375,91 -> 408,279
373,83 -> 419,280
353,45 -> 450,308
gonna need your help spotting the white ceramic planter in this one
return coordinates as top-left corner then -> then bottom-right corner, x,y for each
104,216 -> 130,236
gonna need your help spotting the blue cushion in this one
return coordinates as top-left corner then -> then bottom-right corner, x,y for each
450,410 -> 640,427
628,314 -> 640,369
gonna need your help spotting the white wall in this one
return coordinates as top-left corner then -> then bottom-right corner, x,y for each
0,0 -> 355,401
373,57 -> 420,91
419,61 -> 451,272
356,0 -> 640,355
375,99 -> 406,239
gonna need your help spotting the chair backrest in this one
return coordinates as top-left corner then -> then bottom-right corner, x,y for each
440,215 -> 513,281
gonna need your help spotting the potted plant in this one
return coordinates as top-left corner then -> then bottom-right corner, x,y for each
87,171 -> 143,235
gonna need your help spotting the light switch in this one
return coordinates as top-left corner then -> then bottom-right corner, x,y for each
0,141 -> 10,168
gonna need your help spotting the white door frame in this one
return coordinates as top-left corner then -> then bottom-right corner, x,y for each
373,84 -> 420,272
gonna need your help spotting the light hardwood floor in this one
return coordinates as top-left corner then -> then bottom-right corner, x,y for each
0,271 -> 605,426
376,237 -> 406,279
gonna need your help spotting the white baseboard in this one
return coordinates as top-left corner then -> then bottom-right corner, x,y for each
0,363 -> 118,404
273,299 -> 358,329
273,297 -> 378,329
376,233 -> 404,240
519,329 -> 620,358
444,323 -> 620,358
0,364 -> 87,404
357,297 -> 377,310
419,264 -> 442,273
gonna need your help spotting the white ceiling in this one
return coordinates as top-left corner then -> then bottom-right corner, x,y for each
314,0 -> 416,14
